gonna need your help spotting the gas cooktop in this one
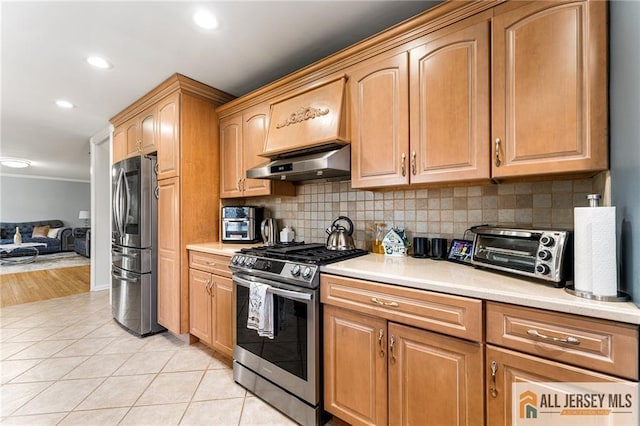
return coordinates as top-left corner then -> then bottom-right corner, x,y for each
239,242 -> 368,265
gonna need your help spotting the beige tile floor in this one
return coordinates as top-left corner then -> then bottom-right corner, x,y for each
0,290 -> 300,425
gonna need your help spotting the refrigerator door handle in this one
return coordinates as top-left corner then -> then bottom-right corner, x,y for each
111,271 -> 139,283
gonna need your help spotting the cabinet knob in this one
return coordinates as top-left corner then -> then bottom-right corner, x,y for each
401,153 -> 407,177
389,335 -> 396,365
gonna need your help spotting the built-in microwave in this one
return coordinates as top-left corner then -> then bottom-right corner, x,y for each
221,206 -> 263,243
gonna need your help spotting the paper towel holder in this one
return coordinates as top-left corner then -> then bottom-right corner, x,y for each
565,193 -> 630,302
565,285 -> 630,302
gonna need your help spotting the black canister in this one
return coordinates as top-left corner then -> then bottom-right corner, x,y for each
412,237 -> 430,258
431,238 -> 448,260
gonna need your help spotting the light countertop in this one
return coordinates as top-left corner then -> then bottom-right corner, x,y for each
321,254 -> 640,325
187,243 -> 640,325
186,242 -> 262,256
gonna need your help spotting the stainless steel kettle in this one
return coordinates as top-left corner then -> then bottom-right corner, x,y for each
261,218 -> 278,246
326,216 -> 356,250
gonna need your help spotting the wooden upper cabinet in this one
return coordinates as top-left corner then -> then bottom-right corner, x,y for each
350,52 -> 410,189
350,15 -> 490,189
139,105 -> 157,154
220,105 -> 294,198
242,105 -> 271,197
409,18 -> 490,184
112,126 -> 127,164
156,93 -> 180,180
491,0 -> 608,178
220,114 -> 244,198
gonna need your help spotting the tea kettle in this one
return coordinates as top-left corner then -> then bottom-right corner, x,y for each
326,216 -> 356,251
261,218 -> 278,246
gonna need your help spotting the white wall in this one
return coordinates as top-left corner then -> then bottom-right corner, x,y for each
610,0 -> 640,304
90,127 -> 112,291
0,176 -> 90,228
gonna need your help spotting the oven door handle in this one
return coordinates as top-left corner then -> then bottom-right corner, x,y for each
233,274 -> 313,301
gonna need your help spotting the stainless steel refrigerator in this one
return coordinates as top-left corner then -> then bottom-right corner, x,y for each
111,155 -> 164,336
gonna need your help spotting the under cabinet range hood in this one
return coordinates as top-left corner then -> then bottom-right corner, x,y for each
246,144 -> 350,182
261,76 -> 349,159
248,75 -> 351,182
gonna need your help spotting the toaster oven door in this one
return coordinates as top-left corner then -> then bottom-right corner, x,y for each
472,235 -> 539,273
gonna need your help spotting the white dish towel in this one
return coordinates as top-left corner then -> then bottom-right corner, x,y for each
247,282 -> 275,339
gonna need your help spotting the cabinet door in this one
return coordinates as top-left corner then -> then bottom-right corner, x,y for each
492,0 -> 607,178
220,114 -> 243,198
212,275 -> 234,358
157,93 -> 181,180
324,305 -> 387,426
124,117 -> 140,157
157,177 -> 181,334
139,105 -> 157,154
112,126 -> 127,164
350,52 -> 410,189
189,269 -> 212,345
409,18 -> 490,184
388,322 -> 484,426
242,105 -> 271,197
486,345 -> 630,426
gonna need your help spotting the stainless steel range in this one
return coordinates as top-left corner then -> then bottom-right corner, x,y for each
229,243 -> 367,426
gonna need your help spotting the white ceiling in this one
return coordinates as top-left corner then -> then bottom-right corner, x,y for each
0,1 -> 440,182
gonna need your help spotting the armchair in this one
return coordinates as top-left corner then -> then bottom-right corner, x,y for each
73,227 -> 91,258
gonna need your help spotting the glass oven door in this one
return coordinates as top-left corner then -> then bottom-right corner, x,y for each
233,273 -> 319,405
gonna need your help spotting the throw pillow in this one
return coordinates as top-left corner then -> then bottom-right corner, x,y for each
32,225 -> 50,238
48,227 -> 61,238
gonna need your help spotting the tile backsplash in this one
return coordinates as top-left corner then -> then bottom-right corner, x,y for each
231,176 -> 604,251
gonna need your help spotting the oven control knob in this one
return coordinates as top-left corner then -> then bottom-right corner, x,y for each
540,235 -> 555,247
237,256 -> 246,266
536,264 -> 551,275
538,250 -> 552,261
291,264 -> 301,277
245,257 -> 256,268
231,255 -> 239,265
302,266 -> 313,279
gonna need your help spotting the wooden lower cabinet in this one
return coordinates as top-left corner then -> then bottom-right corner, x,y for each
324,305 -> 484,426
486,345 -> 634,426
188,251 -> 234,358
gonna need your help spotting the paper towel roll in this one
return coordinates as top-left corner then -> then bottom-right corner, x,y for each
573,206 -> 617,296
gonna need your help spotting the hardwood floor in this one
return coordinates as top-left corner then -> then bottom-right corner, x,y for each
0,265 -> 90,307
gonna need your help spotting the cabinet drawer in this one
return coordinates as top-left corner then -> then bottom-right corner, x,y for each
486,302 -> 639,380
188,251 -> 231,278
320,274 -> 482,342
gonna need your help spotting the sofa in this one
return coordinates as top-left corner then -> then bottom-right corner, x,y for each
0,220 -> 73,256
72,227 -> 90,257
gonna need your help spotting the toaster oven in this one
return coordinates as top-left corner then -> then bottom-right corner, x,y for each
471,226 -> 573,286
221,206 -> 263,243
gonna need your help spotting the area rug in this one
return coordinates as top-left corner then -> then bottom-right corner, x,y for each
0,252 -> 90,275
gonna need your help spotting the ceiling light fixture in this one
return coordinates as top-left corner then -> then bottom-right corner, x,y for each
193,10 -> 218,29
86,56 -> 113,69
0,158 -> 31,168
55,100 -> 75,109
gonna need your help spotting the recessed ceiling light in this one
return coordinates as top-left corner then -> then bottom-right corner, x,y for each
0,158 -> 31,168
86,56 -> 112,69
193,10 -> 218,29
55,100 -> 75,109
